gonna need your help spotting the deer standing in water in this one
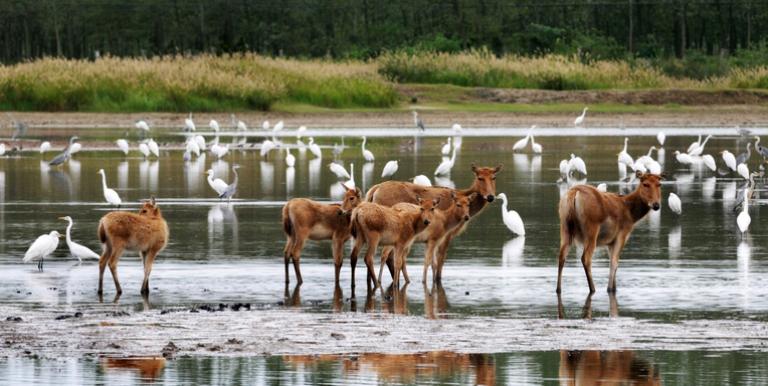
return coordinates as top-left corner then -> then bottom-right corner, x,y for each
556,171 -> 663,294
281,185 -> 362,285
349,198 -> 436,288
366,164 -> 501,281
97,197 -> 169,296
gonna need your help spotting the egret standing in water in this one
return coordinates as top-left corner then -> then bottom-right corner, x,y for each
308,138 -> 322,159
206,169 -> 228,196
656,131 -> 666,146
58,216 -> 99,262
412,174 -> 431,186
148,138 -> 160,158
138,142 -> 150,158
567,154 -> 587,176
497,193 -> 525,236
23,230 -> 62,271
441,137 -> 453,156
48,136 -> 79,166
209,119 -> 220,132
39,141 -> 51,154
737,163 -> 750,180
434,146 -> 457,176
412,111 -> 426,131
721,150 -> 737,171
618,138 -> 634,167
97,169 -> 122,208
136,120 -> 150,133
668,193 -> 682,215
530,134 -> 543,154
381,160 -> 399,179
285,148 -> 296,167
219,165 -> 240,201
674,151 -> 694,165
701,154 -> 717,172
184,113 -> 196,132
328,162 -> 351,180
273,121 -> 284,132
361,136 -> 375,162
115,139 -> 129,155
512,133 -> 530,152
574,107 -> 588,127
737,189 -> 751,236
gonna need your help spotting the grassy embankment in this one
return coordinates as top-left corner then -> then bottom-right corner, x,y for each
3,51 -> 768,113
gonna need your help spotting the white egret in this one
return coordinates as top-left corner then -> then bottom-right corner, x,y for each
668,193 -> 682,215
559,159 -> 569,179
452,123 -> 463,133
657,131 -> 666,146
205,169 -> 228,196
686,134 -> 702,153
345,163 -> 356,189
69,142 -> 82,155
631,160 -> 647,173
39,141 -> 51,154
219,165 -> 240,201
237,120 -> 248,131
115,139 -> 129,155
434,146 -> 457,176
329,162 -> 351,179
285,148 -> 296,167
647,160 -> 662,175
381,160 -> 399,179
361,137 -> 375,162
297,125 -> 307,137
23,230 -> 61,271
194,135 -> 207,151
0,143 -> 5,156
737,189 -> 751,235
530,134 -> 543,154
674,151 -> 694,165
721,150 -> 737,171
308,138 -> 322,158
596,183 -> 607,192
689,134 -> 712,157
262,121 -> 270,130
497,193 -> 525,236
618,137 -> 634,167
568,154 -> 587,176
184,113 -> 196,132
136,120 -> 150,132
97,169 -> 122,207
260,139 -> 276,158
636,146 -> 657,165
412,175 -> 431,186
138,142 -> 150,158
574,107 -> 588,127
737,163 -> 750,180
436,137 -> 451,157
512,134 -> 530,152
273,120 -> 284,132
701,154 -> 716,172
186,139 -> 201,157
211,142 -> 229,159
209,119 -> 220,132
58,216 -> 99,262
148,138 -> 160,157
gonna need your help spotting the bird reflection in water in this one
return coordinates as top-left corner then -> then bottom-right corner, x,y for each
260,161 -> 274,196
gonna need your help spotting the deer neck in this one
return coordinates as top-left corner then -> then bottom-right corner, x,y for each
623,191 -> 651,223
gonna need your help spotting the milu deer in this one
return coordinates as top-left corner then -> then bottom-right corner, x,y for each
366,164 -> 501,281
97,197 -> 169,296
349,198 -> 436,289
281,184 -> 362,285
379,192 -> 474,284
556,171 -> 663,294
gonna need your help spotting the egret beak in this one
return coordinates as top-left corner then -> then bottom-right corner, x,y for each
58,234 -> 64,238
57,217 -> 66,220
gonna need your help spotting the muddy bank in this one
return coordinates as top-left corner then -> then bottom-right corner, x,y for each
4,108 -> 768,131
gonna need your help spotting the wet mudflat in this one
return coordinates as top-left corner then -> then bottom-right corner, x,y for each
0,126 -> 767,383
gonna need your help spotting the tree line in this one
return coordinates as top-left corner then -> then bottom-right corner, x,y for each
1,0 -> 767,64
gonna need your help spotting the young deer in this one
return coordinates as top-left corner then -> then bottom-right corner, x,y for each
281,184 -> 362,285
349,198 -> 436,289
556,171 -> 663,294
97,197 -> 169,296
379,192 -> 474,284
366,164 -> 501,281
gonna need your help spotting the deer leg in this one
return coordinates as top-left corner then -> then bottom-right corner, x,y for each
141,249 -> 159,295
107,248 -> 124,295
350,235 -> 364,289
434,234 -> 454,282
363,234 -> 380,289
423,240 -> 437,283
378,247 -> 394,284
401,246 -> 411,284
556,224 -> 572,294
580,228 -> 599,294
283,236 -> 293,285
607,236 -> 627,293
97,243 -> 111,295
393,246 -> 405,287
332,236 -> 345,284
290,232 -> 307,285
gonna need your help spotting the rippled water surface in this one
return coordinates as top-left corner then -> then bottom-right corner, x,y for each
0,126 -> 766,383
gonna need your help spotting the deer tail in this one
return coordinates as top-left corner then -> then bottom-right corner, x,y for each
98,220 -> 108,244
559,190 -> 579,240
281,204 -> 293,236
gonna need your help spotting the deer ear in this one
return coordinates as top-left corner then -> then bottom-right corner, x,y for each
433,198 -> 440,206
635,170 -> 644,179
494,164 -> 503,173
416,195 -> 422,204
471,163 -> 478,173
450,191 -> 456,199
355,187 -> 362,196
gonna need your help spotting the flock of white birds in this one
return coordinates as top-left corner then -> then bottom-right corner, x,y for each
20,108 -> 765,269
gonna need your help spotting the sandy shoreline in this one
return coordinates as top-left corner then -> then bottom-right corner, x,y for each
4,108 -> 768,130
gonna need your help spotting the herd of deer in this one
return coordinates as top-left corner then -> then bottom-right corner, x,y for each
93,161 -> 664,297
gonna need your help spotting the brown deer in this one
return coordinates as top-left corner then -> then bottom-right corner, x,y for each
379,192 -> 474,284
366,164 -> 501,281
349,198 -> 436,289
97,197 -> 169,296
281,184 -> 362,285
557,171 -> 663,294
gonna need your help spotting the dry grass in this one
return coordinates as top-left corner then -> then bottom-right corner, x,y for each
0,54 -> 398,111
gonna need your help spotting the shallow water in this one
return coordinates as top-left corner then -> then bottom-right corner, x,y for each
0,127 -> 766,381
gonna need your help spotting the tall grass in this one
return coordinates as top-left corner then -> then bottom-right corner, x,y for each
0,55 -> 398,111
378,49 -> 768,90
